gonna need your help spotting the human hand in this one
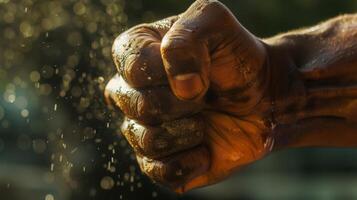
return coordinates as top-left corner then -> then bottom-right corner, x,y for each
105,0 -> 275,192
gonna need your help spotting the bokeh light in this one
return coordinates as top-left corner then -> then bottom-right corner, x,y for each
0,0 -> 155,199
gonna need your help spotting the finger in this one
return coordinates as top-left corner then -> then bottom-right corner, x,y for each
112,16 -> 178,88
105,74 -> 203,124
113,36 -> 167,88
136,145 -> 210,189
161,0 -> 267,99
161,26 -> 210,101
160,0 -> 230,100
120,117 -> 204,159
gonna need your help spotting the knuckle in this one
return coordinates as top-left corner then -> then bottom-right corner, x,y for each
116,88 -> 137,119
206,0 -> 225,9
162,117 -> 205,145
132,88 -> 185,124
123,46 -> 165,87
121,119 -> 170,158
157,163 -> 186,187
111,76 -> 203,124
138,156 -> 188,188
123,52 -> 142,83
121,117 -> 205,160
161,38 -> 208,76
139,129 -> 168,158
161,34 -> 189,55
112,24 -> 160,80
123,91 -> 158,123
133,90 -> 163,123
137,146 -> 209,188
112,32 -> 130,73
114,79 -> 163,124
201,0 -> 230,16
132,91 -> 146,118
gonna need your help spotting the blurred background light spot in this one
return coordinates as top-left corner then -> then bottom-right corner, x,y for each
5,94 -> 16,103
73,2 -> 86,16
45,194 -> 55,200
20,21 -> 34,38
100,176 -> 114,190
20,109 -> 29,118
30,71 -> 41,82
32,139 -> 47,154
70,86 -> 82,97
39,84 -> 52,96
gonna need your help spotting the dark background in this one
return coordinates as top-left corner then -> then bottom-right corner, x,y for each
0,0 -> 357,200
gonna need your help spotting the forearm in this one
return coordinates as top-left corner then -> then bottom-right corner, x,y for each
265,14 -> 357,149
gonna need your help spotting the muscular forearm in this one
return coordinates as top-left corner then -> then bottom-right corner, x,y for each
265,14 -> 357,149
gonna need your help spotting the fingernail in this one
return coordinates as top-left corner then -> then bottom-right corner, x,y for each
172,73 -> 203,100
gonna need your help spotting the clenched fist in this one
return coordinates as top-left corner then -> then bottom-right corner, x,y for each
106,0 -> 272,191
105,0 -> 357,193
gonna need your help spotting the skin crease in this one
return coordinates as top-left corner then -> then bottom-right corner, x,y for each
105,0 -> 357,193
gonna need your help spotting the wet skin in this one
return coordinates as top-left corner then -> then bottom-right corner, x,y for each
105,0 -> 357,192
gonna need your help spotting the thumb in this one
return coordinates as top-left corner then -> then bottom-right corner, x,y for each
160,0 -> 232,101
161,0 -> 267,102
161,38 -> 210,101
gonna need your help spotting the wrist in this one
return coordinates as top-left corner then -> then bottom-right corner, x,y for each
264,37 -> 307,126
264,18 -> 357,150
259,38 -> 305,150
